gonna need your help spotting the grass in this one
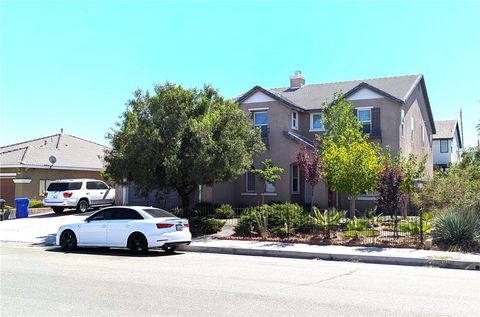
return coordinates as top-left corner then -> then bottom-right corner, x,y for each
344,230 -> 380,238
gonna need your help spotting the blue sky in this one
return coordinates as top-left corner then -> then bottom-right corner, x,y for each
1,1 -> 479,147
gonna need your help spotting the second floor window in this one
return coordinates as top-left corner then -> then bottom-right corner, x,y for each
357,108 -> 372,134
292,111 -> 298,130
440,139 -> 449,153
410,116 -> 415,142
401,109 -> 405,138
310,113 -> 324,131
254,112 -> 268,138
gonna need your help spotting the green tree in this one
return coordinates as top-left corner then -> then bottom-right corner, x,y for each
251,159 -> 284,205
320,93 -> 382,218
105,83 -> 265,210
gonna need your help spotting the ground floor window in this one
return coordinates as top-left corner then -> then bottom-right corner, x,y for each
265,181 -> 276,193
39,179 -> 52,196
291,165 -> 299,194
245,172 -> 255,192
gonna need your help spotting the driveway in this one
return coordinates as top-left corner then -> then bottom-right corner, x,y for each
0,209 -> 93,245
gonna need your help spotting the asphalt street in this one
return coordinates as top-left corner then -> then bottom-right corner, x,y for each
1,243 -> 479,316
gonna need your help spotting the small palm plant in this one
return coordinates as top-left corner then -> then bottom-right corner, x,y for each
311,207 -> 346,239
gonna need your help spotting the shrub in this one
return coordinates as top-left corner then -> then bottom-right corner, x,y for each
234,203 -> 309,238
310,207 -> 346,230
214,204 -> 235,219
398,220 -> 431,235
432,210 -> 480,249
347,217 -> 368,231
188,216 -> 224,237
29,200 -> 44,208
344,230 -> 380,238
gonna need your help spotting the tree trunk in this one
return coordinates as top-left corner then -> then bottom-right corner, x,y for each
177,187 -> 194,214
310,184 -> 315,213
349,196 -> 356,219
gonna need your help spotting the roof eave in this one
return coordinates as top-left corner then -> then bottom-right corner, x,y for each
236,86 -> 305,112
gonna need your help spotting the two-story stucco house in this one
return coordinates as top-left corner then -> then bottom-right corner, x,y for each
432,120 -> 463,170
209,71 -> 436,210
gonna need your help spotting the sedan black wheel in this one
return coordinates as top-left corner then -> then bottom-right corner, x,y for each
128,233 -> 148,254
60,230 -> 77,251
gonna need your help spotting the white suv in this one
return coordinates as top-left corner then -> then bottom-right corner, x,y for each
43,179 -> 115,214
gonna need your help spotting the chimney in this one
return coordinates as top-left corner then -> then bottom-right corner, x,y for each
60,128 -> 64,134
289,70 -> 305,89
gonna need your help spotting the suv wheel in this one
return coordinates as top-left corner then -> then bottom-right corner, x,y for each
77,200 -> 89,213
52,207 -> 64,214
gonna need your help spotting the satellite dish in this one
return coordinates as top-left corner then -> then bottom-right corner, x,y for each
49,156 -> 57,164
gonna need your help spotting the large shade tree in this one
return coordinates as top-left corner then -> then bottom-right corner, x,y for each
320,93 -> 382,218
105,83 -> 265,209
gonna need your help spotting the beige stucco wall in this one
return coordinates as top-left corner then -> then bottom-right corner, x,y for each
0,167 -> 104,204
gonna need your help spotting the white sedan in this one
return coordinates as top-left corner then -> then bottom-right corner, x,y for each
56,206 -> 191,254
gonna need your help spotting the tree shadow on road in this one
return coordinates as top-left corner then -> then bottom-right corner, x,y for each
44,246 -> 185,257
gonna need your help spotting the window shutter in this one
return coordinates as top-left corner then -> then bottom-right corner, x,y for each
371,107 -> 381,138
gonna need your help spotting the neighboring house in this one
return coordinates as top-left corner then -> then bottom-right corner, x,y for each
209,71 -> 436,210
0,130 -> 109,205
432,120 -> 463,169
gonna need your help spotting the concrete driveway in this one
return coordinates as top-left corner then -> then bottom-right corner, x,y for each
0,209 -> 93,245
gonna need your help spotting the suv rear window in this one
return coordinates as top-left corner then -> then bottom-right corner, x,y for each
142,208 -> 176,218
47,182 -> 82,191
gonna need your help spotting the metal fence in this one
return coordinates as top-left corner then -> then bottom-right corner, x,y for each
171,205 -> 431,247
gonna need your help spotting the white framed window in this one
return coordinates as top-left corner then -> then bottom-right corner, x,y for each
357,108 -> 372,134
245,172 -> 256,192
291,165 -> 300,194
39,179 -> 52,196
291,111 -> 298,130
400,109 -> 405,138
410,116 -> 415,142
253,111 -> 268,138
265,181 -> 276,193
310,113 -> 324,131
421,124 -> 425,146
440,139 -> 449,153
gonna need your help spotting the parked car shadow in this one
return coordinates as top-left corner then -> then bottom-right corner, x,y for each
31,209 -> 94,218
45,246 -> 184,257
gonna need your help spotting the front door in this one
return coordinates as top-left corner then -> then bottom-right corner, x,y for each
86,181 -> 102,205
77,209 -> 112,245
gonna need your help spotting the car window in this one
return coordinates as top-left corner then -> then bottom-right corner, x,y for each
96,182 -> 109,190
86,182 -> 97,190
142,208 -> 176,218
70,182 -> 82,190
110,208 -> 144,220
88,209 -> 113,221
47,182 -> 83,191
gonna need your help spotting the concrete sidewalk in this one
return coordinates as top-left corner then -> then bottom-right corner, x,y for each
180,237 -> 480,271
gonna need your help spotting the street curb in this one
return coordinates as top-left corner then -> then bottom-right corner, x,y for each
179,244 -> 480,271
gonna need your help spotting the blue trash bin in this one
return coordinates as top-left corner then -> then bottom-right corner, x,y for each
15,198 -> 30,218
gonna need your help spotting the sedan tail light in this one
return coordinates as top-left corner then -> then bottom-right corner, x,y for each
184,223 -> 189,228
156,223 -> 174,229
63,192 -> 73,198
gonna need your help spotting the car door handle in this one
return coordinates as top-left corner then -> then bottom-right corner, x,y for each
86,192 -> 90,195
100,192 -> 104,194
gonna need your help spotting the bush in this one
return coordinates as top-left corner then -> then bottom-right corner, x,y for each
234,203 -> 309,238
29,200 -> 44,208
398,220 -> 431,235
214,204 -> 235,219
347,217 -> 368,231
188,217 -> 224,237
432,210 -> 480,250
